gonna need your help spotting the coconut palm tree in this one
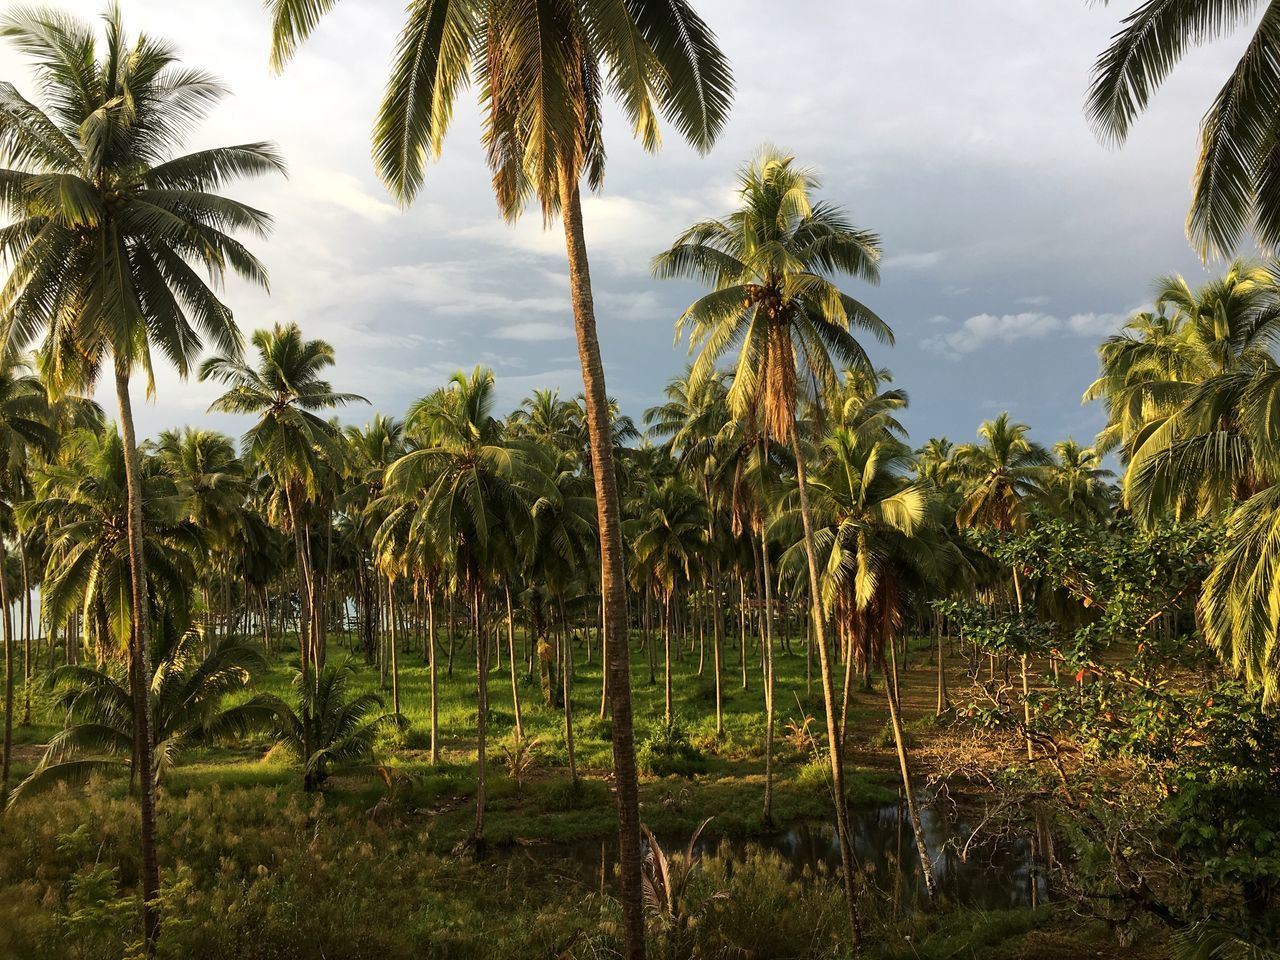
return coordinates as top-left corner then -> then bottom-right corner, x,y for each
653,147 -> 887,946
1089,0 -> 1280,260
9,626 -> 278,806
200,324 -> 366,680
645,367 -> 732,733
1084,264 -> 1280,524
0,348 -> 54,801
266,660 -> 405,791
1041,439 -> 1115,522
264,11 -> 732,949
153,428 -> 249,641
777,428 -> 945,902
525,447 -> 598,785
953,413 -> 1051,760
0,10 -> 283,943
385,366 -> 539,848
628,477 -> 706,723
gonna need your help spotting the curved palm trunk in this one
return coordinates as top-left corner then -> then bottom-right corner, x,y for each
114,362 -> 161,954
788,413 -> 863,948
885,640 -> 936,902
505,581 -> 523,742
559,166 -> 645,960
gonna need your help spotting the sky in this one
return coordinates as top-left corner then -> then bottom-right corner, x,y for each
0,0 -> 1260,450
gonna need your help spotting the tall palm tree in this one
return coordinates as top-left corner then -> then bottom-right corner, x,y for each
264,10 -> 732,951
0,10 -> 282,946
0,349 -> 54,801
628,477 -> 706,723
653,148 -> 887,946
1089,0 -> 1280,260
1041,439 -> 1115,522
385,366 -> 539,848
645,367 -> 731,733
153,428 -> 249,641
778,428 -> 943,902
200,323 -> 365,680
953,413 -> 1051,760
525,446 -> 597,785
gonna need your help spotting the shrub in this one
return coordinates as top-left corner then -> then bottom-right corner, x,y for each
637,716 -> 706,777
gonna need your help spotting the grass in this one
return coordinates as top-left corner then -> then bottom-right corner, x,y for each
146,625 -> 903,847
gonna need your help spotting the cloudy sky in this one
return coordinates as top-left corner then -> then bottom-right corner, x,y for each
0,1 -> 1258,449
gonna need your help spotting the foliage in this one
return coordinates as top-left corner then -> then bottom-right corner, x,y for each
637,715 -> 706,777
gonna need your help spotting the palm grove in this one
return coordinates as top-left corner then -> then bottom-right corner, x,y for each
0,2 -> 1278,959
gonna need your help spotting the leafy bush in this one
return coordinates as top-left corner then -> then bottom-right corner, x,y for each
637,716 -> 706,777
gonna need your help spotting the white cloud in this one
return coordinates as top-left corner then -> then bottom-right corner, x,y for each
883,250 -> 945,271
924,311 -> 1061,357
924,306 -> 1145,359
1066,311 -> 1128,336
492,321 -> 575,342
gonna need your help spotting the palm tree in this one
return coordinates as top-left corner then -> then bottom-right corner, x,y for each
1084,264 -> 1280,523
153,428 -> 249,641
778,428 -> 945,902
1201,482 -> 1280,704
0,349 -> 54,801
267,660 -> 405,791
653,148 -> 887,946
525,447 -> 597,786
200,323 -> 365,680
9,628 -> 278,806
386,366 -> 539,848
1041,439 -> 1115,522
628,477 -> 706,723
645,367 -> 732,733
953,413 -> 1051,760
0,10 -> 283,945
1088,0 -> 1280,260
264,9 -> 733,949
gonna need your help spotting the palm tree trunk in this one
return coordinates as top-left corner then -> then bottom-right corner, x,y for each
788,412 -> 863,948
114,361 -> 161,955
885,640 -> 936,902
1012,566 -> 1034,761
1,546 -> 12,804
936,614 -> 950,715
428,587 -> 438,765
558,164 -> 644,960
563,609 -> 578,787
753,518 -> 776,827
738,575 -> 749,690
473,579 -> 488,849
19,531 -> 31,726
504,581 -> 524,742
663,590 -> 673,723
285,487 -> 313,683
387,576 -> 400,715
